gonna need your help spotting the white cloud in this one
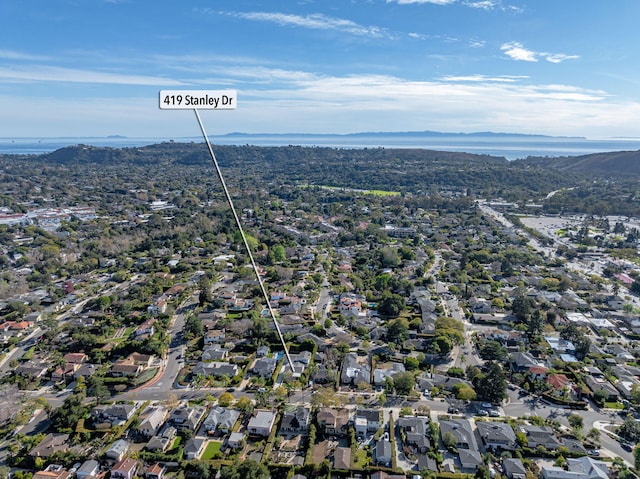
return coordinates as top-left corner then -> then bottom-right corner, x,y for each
544,53 -> 580,64
387,0 -> 457,4
441,74 -> 528,82
501,42 -> 579,64
0,49 -> 50,61
501,42 -> 538,62
218,11 -> 391,38
465,1 -> 497,9
0,65 -> 186,86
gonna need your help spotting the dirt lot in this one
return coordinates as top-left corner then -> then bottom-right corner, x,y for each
311,439 -> 330,464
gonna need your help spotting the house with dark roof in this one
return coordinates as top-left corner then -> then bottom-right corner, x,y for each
168,404 -> 207,431
375,438 -> 393,467
397,416 -> 431,452
29,433 -> 70,458
252,357 -> 278,378
477,421 -> 517,451
279,406 -> 311,436
340,353 -> 370,387
518,425 -> 561,450
184,437 -> 207,460
458,449 -> 483,471
503,458 -> 527,479
440,419 -> 478,451
202,407 -> 240,435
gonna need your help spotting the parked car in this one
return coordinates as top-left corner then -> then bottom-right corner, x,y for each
489,410 -> 500,417
481,403 -> 493,408
476,410 -> 489,416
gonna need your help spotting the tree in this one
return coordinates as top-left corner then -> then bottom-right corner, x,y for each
220,459 -> 269,479
386,318 -> 409,345
511,293 -> 532,322
478,340 -> 508,361
198,276 -> 213,305
474,362 -> 507,404
567,413 -> 584,430
379,292 -> 406,318
235,396 -> 254,414
442,431 -> 457,449
393,372 -> 416,396
453,383 -> 477,401
404,356 -> 420,371
87,375 -> 110,405
218,392 -> 234,407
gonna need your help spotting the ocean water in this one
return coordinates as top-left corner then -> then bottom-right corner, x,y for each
2,134 -> 640,161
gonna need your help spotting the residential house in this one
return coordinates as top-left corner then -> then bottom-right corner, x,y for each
202,407 -> 240,435
110,458 -> 138,479
333,447 -> 352,470
252,357 -> 278,378
477,421 -> 517,451
204,329 -> 226,344
341,353 -> 371,387
279,406 -> 311,436
184,437 -> 207,460
227,431 -> 246,449
110,358 -> 143,378
529,365 -> 549,381
63,352 -> 87,364
147,299 -> 167,317
355,409 -> 381,436
440,419 -> 478,451
76,459 -> 100,479
586,376 -> 619,402
105,439 -> 130,461
373,363 -> 406,386
519,425 -> 562,450
145,463 -> 166,479
146,426 -> 176,453
397,416 -> 431,452
202,345 -> 229,361
509,351 -> 542,373
168,404 -> 207,431
29,433 -> 69,458
503,458 -> 527,479
317,407 -> 350,437
375,438 -> 393,467
371,472 -> 405,479
458,449 -> 483,471
32,465 -> 71,479
248,410 -> 277,437
541,457 -> 609,479
192,361 -> 238,379
134,319 -> 156,338
15,361 -> 48,380
92,403 -> 137,427
547,374 -> 576,398
136,406 -> 168,438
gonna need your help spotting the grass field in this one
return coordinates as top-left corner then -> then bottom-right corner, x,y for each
202,440 -> 223,460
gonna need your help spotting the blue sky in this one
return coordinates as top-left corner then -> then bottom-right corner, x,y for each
2,0 -> 640,138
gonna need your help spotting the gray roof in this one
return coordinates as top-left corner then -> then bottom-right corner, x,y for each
440,419 -> 478,452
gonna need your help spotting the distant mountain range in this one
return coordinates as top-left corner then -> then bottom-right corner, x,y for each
220,130 -> 582,139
